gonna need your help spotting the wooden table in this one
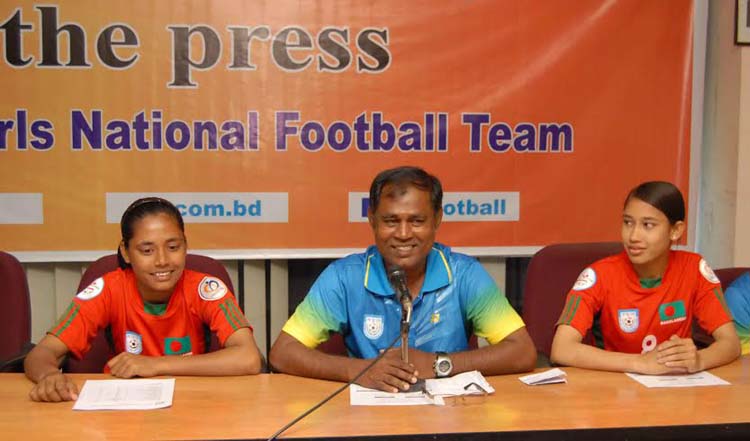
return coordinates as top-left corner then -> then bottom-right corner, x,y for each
3,357 -> 750,440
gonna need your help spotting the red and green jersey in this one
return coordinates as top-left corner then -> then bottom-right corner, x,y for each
557,251 -> 731,354
50,268 -> 250,369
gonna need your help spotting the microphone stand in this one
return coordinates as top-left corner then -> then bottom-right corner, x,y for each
400,294 -> 412,363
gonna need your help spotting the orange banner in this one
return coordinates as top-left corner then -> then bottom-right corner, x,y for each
0,1 -> 693,256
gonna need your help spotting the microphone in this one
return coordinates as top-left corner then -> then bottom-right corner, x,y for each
387,266 -> 412,364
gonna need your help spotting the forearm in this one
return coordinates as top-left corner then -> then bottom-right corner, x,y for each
270,340 -> 365,382
551,339 -> 640,373
24,344 -> 65,383
154,344 -> 261,376
697,338 -> 741,371
451,338 -> 536,376
444,328 -> 536,376
270,332 -> 374,382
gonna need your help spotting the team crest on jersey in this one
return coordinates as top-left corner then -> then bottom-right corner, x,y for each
198,276 -> 227,301
699,259 -> 720,284
364,315 -> 384,340
572,268 -> 597,291
76,277 -> 104,300
618,309 -> 639,333
125,331 -> 143,354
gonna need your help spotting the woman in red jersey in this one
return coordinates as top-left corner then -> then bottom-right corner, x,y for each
25,197 -> 262,402
551,182 -> 740,374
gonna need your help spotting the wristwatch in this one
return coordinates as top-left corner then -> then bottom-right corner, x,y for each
433,352 -> 453,378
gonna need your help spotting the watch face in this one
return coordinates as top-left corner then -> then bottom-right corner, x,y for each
437,359 -> 451,373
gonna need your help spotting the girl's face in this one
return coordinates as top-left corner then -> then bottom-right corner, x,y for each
621,197 -> 684,277
119,212 -> 187,302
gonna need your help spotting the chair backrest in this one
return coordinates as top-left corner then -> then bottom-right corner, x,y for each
66,253 -> 235,373
715,268 -> 750,291
0,251 -> 31,362
522,242 -> 623,358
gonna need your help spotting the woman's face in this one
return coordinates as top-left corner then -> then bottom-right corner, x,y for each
621,197 -> 683,275
120,212 -> 187,302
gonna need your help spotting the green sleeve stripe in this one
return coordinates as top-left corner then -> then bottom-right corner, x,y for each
51,303 -> 80,337
558,297 -> 573,325
226,298 -> 249,327
219,302 -> 240,331
561,295 -> 581,325
713,287 -> 731,316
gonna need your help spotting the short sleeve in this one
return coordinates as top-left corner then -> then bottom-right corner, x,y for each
556,267 -> 604,338
194,276 -> 251,345
49,276 -> 111,359
461,260 -> 525,345
282,263 -> 348,348
691,259 -> 732,335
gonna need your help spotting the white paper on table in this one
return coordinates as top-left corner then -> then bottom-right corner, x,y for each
518,368 -> 567,386
349,384 -> 444,406
73,378 -> 175,410
625,371 -> 730,388
425,370 -> 495,396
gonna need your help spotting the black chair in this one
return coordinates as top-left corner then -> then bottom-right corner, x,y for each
0,251 -> 34,372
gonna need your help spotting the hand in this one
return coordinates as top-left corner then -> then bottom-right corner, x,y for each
403,347 -> 438,379
107,353 -> 161,378
30,372 -> 79,402
656,335 -> 701,373
354,348 -> 418,393
635,347 -> 688,375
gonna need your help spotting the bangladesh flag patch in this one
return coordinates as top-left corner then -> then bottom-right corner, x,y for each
165,336 -> 192,355
659,300 -> 687,325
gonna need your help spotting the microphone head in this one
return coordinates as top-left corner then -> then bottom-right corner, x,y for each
387,265 -> 405,284
387,265 -> 411,302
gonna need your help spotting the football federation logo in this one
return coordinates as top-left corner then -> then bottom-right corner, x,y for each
198,276 -> 227,301
699,259 -> 720,284
572,268 -> 597,291
125,331 -> 143,354
364,315 -> 384,340
76,277 -> 104,300
618,309 -> 639,333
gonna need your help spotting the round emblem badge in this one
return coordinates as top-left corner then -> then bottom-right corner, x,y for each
76,277 -> 105,300
699,259 -> 720,284
198,276 -> 227,301
572,268 -> 597,291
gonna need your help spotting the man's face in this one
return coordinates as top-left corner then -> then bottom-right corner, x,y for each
368,184 -> 442,277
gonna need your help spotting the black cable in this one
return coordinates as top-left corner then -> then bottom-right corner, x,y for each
236,259 -> 244,312
267,332 -> 404,440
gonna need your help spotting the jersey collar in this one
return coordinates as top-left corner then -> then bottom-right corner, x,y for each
363,244 -> 453,297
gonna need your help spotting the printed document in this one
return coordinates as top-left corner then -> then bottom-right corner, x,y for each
625,371 -> 730,388
73,378 -> 175,410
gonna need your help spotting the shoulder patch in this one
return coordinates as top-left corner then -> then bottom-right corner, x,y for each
198,276 -> 227,301
76,277 -> 104,300
699,259 -> 720,284
572,267 -> 597,291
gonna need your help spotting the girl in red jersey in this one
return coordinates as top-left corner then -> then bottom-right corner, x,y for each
551,182 -> 740,374
25,197 -> 262,402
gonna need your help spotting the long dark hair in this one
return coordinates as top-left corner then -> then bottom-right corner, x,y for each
117,197 -> 185,269
624,181 -> 685,225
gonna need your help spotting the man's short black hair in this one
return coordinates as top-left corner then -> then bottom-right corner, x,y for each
369,166 -> 443,214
